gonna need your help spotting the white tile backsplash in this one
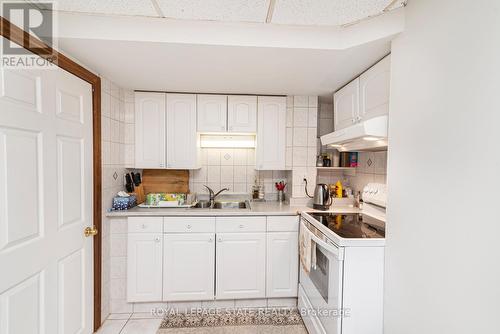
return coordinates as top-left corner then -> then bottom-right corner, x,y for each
293,95 -> 308,107
101,78 -> 135,323
293,107 -> 308,127
293,127 -> 308,147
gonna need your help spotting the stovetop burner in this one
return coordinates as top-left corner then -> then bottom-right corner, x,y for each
306,212 -> 385,239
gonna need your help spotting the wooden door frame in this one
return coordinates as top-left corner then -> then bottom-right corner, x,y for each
1,17 -> 103,332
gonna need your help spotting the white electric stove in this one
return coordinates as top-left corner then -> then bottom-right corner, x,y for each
299,183 -> 387,334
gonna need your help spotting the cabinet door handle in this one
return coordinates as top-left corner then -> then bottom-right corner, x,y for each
142,224 -> 147,229
154,236 -> 161,242
239,224 -> 244,229
208,238 -> 213,242
186,224 -> 192,229
218,237 -> 222,242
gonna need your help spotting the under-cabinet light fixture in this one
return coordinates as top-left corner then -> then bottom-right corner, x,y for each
200,135 -> 256,148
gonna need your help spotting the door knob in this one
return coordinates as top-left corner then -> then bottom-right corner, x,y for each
84,226 -> 98,237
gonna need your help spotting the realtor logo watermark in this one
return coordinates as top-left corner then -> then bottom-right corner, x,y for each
1,1 -> 57,68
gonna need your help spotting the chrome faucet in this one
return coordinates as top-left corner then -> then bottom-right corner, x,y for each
204,185 -> 229,207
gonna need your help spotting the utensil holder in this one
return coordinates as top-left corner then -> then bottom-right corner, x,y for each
277,190 -> 285,203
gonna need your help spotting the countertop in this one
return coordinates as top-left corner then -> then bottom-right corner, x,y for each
106,201 -> 361,217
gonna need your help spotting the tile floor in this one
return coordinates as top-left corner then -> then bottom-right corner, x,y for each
96,313 -> 163,334
96,313 -> 308,334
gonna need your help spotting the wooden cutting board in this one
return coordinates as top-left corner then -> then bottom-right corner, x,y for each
141,169 -> 189,194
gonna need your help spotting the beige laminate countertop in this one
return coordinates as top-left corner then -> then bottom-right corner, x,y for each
105,201 -> 361,217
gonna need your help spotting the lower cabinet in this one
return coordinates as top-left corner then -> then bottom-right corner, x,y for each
163,233 -> 215,301
127,233 -> 163,302
266,232 -> 299,297
126,215 -> 298,303
216,232 -> 266,300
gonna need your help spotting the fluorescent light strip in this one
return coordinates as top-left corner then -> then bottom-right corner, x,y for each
200,135 -> 256,148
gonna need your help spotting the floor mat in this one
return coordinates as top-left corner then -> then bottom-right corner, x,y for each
157,308 -> 307,334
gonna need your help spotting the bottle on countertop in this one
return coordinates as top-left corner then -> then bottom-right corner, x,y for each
335,180 -> 343,198
355,191 -> 363,209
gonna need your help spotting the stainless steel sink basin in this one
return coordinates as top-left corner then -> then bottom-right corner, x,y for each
213,201 -> 249,209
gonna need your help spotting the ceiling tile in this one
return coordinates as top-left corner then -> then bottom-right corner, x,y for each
272,0 -> 402,26
156,0 -> 270,23
53,0 -> 159,17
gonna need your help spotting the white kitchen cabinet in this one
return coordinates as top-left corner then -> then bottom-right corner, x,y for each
256,96 -> 286,170
135,92 -> 166,168
163,233 -> 215,301
227,95 -> 257,133
216,232 -> 266,299
266,232 -> 299,298
197,94 -> 227,132
127,232 -> 163,302
166,93 -> 199,169
333,55 -> 391,131
359,55 -> 391,122
334,78 -> 359,131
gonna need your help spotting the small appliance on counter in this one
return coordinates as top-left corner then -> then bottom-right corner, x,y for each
304,179 -> 332,210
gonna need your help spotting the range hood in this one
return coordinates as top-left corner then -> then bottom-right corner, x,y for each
320,115 -> 388,152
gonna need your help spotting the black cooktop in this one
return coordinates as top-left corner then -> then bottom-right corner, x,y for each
306,212 -> 385,239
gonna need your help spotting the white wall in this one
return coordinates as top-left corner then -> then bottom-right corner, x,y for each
385,1 -> 500,333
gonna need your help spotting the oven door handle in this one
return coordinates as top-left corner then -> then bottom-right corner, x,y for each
301,220 -> 342,260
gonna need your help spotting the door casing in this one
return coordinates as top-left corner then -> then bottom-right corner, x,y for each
0,17 -> 103,332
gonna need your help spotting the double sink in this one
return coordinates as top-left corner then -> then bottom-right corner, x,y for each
193,200 -> 250,210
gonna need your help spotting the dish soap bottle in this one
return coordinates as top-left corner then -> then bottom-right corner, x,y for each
335,180 -> 343,198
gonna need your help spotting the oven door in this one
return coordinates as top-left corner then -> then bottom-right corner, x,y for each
299,218 -> 344,334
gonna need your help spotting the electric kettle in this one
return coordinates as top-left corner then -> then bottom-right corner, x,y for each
305,180 -> 332,210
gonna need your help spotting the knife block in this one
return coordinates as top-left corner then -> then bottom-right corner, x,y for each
130,184 -> 145,204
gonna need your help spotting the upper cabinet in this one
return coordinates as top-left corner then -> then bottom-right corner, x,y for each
334,79 -> 359,131
197,95 -> 227,132
166,94 -> 199,169
256,96 -> 286,170
135,92 -> 199,169
227,96 -> 257,133
334,55 -> 391,131
359,55 -> 391,122
135,92 -> 166,168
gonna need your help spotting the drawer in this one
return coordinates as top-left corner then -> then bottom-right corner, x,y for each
128,217 -> 163,233
267,216 -> 299,232
164,217 -> 215,233
216,216 -> 266,233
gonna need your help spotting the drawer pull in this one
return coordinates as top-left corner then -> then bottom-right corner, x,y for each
209,238 -> 213,242
154,236 -> 161,242
218,237 -> 222,242
186,224 -> 192,229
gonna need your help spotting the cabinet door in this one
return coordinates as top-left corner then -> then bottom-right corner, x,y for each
227,95 -> 257,133
334,78 -> 359,130
135,92 -> 166,168
256,96 -> 286,170
197,95 -> 227,132
127,233 -> 163,302
266,232 -> 299,297
359,55 -> 391,122
166,93 -> 199,169
163,233 -> 215,301
216,233 -> 266,299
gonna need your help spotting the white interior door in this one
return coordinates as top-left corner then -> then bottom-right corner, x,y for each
0,40 -> 94,334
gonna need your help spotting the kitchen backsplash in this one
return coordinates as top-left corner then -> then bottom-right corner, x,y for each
189,148 -> 287,200
316,151 -> 388,195
100,77 -> 135,322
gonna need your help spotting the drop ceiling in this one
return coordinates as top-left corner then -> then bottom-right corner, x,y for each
47,0 -> 406,26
